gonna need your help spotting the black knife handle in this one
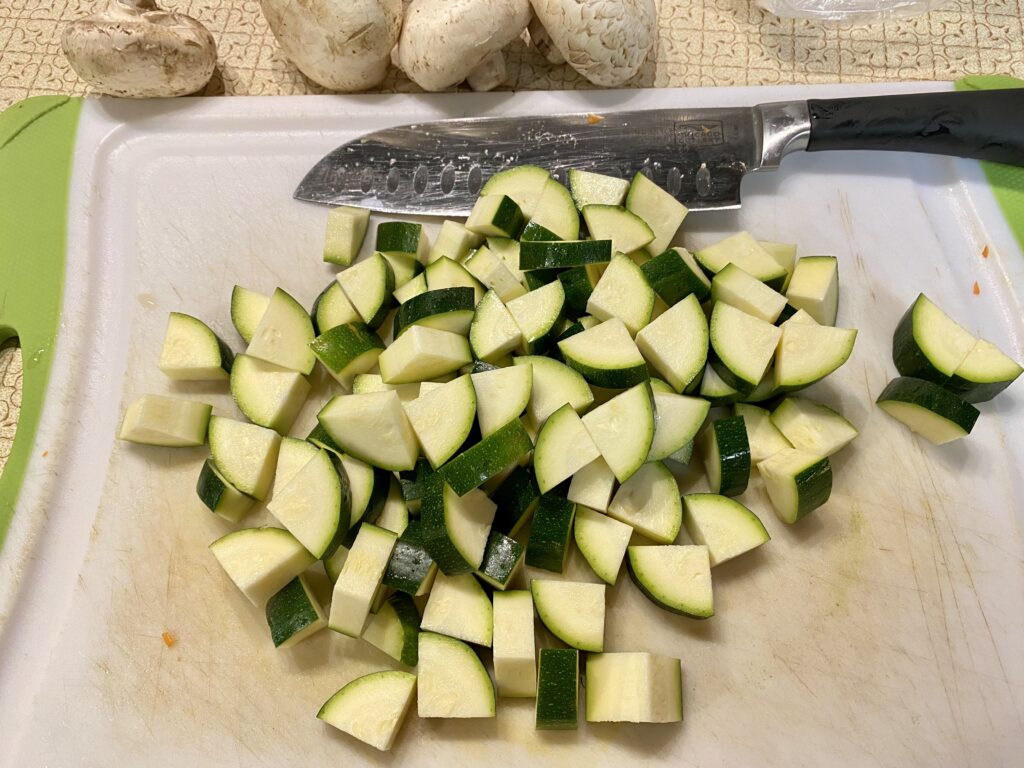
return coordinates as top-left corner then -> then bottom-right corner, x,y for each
806,89 -> 1024,166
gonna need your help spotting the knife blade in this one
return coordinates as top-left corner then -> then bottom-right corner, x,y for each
294,89 -> 1024,216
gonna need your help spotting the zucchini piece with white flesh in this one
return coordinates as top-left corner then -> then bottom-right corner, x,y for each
694,231 -> 788,290
418,632 -> 496,718
310,322 -> 385,386
699,415 -> 750,497
337,252 -> 396,329
531,579 -> 605,652
567,457 -> 616,513
582,204 -> 655,255
246,287 -> 317,375
493,590 -> 537,698
491,466 -> 541,536
403,374 -> 477,468
786,256 -> 838,325
470,289 -> 524,363
947,339 -> 1023,402
361,593 -> 420,666
876,376 -> 980,445
734,402 -> 792,463
574,506 -> 632,585
514,355 -> 595,426
425,256 -> 485,304
587,253 -> 656,336
625,172 -> 688,254
526,494 -> 577,572
119,395 -> 211,447
230,285 -> 269,344
377,478 -> 410,536
710,302 -> 782,391
568,168 -> 629,209
507,280 -> 566,354
310,280 -> 360,335
534,403 -> 601,494
394,272 -> 428,304
475,531 -> 524,590
891,293 -> 978,384
317,390 -> 419,472
628,544 -> 713,618
230,356 -> 310,434
481,165 -> 549,218
265,574 -> 327,648
582,382 -> 655,483
274,436 -> 319,494
758,449 -> 832,523
318,670 -> 417,751
438,418 -> 533,495
196,459 -> 256,523
328,523 -> 398,637
682,493 -> 769,566
532,178 -> 581,240
699,363 -> 740,405
383,519 -> 438,596
648,391 -> 710,462
209,527 -> 315,606
466,194 -> 525,239
323,205 -> 370,266
376,221 -> 430,262
536,649 -> 579,730
429,220 -> 483,263
337,453 -> 388,530
635,293 -> 708,393
586,652 -> 683,723
641,247 -> 711,304
463,245 -> 528,302
487,236 -> 526,282
378,325 -> 473,384
558,317 -> 649,389
774,321 -> 857,390
159,312 -> 233,380
352,373 -> 419,402
711,262 -> 788,323
471,364 -> 533,437
608,461 -> 682,543
421,478 -> 496,574
267,448 -> 345,558
381,251 -> 427,291
208,416 -> 280,500
395,287 -> 475,337
759,241 -> 797,291
519,239 -> 612,270
771,397 -> 858,456
421,571 -> 493,646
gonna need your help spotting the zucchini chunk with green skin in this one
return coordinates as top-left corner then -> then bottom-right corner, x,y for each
568,168 -> 629,209
493,590 -> 537,698
557,265 -> 601,314
641,247 -> 711,304
891,293 -> 976,384
311,280 -> 361,335
758,449 -> 832,523
876,376 -> 980,445
318,670 -> 417,751
628,544 -> 713,618
635,293 -> 709,393
466,194 -> 525,238
481,165 -> 550,218
586,652 -> 683,723
394,287 -> 475,337
582,382 -> 655,483
361,593 -> 420,666
209,527 -> 315,606
587,253 -> 656,336
470,289 -> 524,363
710,302 -> 782,391
608,461 -> 682,543
770,397 -> 858,456
648,392 -> 711,462
438,417 -> 533,496
786,255 -> 839,325
475,530 -> 524,590
394,272 -> 428,304
208,416 -> 281,500
272,437 -> 318,497
421,478 -> 497,574
421,571 -> 493,646
694,231 -> 788,290
403,375 -> 477,469
230,285 -> 269,344
383,519 -> 438,597
471,364 -> 532,437
310,322 -> 384,387
328,523 -> 397,637
487,236 -> 526,282
625,172 -> 688,254
119,395 -> 211,447
534,404 -> 601,494
711,262 -> 788,323
158,312 -> 233,381
196,459 -> 256,523
267,448 -> 345,558
531,579 -> 605,652
513,355 -> 594,426
699,415 -> 750,497
699,362 -> 740,405
536,649 -> 579,730
682,493 -> 769,566
377,477 -> 410,536
524,269 -> 563,291
582,204 -> 654,255
379,325 -> 473,385
337,253 -> 396,329
246,287 -> 317,375
382,251 -> 427,291
428,220 -> 483,264
526,494 -> 577,573
734,402 -> 791,463
265,574 -> 327,648
463,245 -> 528,302
425,256 -> 485,303
317,391 -> 419,472
532,178 -> 581,240
519,239 -> 612,270
774,321 -> 857,390
567,457 -> 616,513
759,241 -> 798,292
352,373 -> 420,402
229,355 -> 309,433
418,632 -> 496,718
507,280 -> 566,354
947,338 -> 1023,402
491,465 -> 541,536
519,220 -> 562,242
558,317 -> 649,389
323,205 -> 370,266
336,453 -> 388,530
574,506 -> 632,585
376,221 -> 430,261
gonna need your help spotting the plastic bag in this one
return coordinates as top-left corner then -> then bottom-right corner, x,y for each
755,0 -> 953,22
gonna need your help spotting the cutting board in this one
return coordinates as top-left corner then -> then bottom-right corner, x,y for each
0,84 -> 1022,768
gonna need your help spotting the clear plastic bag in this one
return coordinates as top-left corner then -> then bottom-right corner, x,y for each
755,0 -> 953,22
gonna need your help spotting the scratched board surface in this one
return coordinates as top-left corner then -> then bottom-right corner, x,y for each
0,86 -> 1022,768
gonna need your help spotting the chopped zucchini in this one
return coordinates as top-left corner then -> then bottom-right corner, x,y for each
317,391 -> 420,472
317,670 -> 416,751
536,649 -> 579,730
641,247 -> 711,305
403,375 -> 477,468
158,312 -> 233,381
376,221 -> 429,262
531,579 -> 605,652
699,415 -> 750,497
770,397 -> 858,456
635,293 -> 709,393
566,457 -> 616,513
421,478 -> 497,574
323,205 -> 370,266
558,317 -> 649,389
417,632 -> 495,718
328,523 -> 397,637
573,505 -> 632,585
525,494 -> 576,572
246,287 -> 317,374
421,571 -> 493,646
119,395 -> 211,447
627,544 -> 713,618
786,256 -> 839,325
758,449 -> 832,523
492,590 -> 537,698
625,172 -> 688,254
266,575 -> 327,648
608,461 -> 682,543
585,652 -> 683,723
581,382 -> 655,483
534,403 -> 601,494
682,494 -> 769,566
568,168 -> 629,209
471,364 -> 532,437
209,527 -> 315,606
587,253 -> 656,336
876,376 -> 980,445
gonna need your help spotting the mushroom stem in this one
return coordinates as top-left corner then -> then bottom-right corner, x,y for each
528,17 -> 564,65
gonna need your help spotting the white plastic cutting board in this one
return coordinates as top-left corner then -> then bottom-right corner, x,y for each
0,84 -> 1022,768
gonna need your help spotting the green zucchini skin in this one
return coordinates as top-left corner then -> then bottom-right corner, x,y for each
891,302 -> 945,382
438,419 -> 534,496
711,416 -> 751,497
525,495 -> 576,573
520,240 -> 612,271
394,287 -> 476,337
382,519 -> 436,595
491,465 -> 541,536
535,648 -> 579,730
876,376 -> 980,434
790,457 -> 832,522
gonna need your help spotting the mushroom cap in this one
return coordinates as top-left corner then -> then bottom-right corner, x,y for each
397,0 -> 532,91
530,0 -> 657,87
61,0 -> 217,98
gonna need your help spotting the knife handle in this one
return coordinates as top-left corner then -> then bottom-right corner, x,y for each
805,89 -> 1024,167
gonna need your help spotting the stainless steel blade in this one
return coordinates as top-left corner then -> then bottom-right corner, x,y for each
294,107 -> 771,215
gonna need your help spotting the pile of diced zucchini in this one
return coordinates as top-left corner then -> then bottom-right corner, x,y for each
119,163 -> 880,751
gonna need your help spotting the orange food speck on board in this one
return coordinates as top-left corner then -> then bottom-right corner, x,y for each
587,113 -> 604,125
41,451 -> 48,457
982,245 -> 989,258
972,281 -> 980,296
162,631 -> 176,648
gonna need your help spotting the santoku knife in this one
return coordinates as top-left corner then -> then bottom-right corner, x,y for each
295,89 -> 1024,215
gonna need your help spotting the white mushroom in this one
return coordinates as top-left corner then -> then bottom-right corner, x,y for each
530,0 -> 657,87
61,0 -> 217,98
259,0 -> 402,92
528,16 -> 565,65
397,0 -> 532,92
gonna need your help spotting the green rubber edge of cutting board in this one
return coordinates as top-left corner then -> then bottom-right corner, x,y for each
955,75 -> 1024,252
0,95 -> 80,552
